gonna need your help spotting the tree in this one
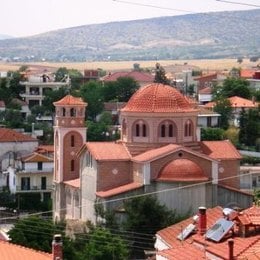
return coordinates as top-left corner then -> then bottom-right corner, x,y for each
213,98 -> 232,129
80,81 -> 104,121
201,128 -> 224,141
239,107 -> 260,147
213,77 -> 251,99
78,228 -> 129,260
102,77 -> 139,102
8,216 -> 57,252
42,87 -> 68,113
154,63 -> 170,85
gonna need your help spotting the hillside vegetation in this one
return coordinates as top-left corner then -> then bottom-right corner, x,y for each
0,9 -> 259,61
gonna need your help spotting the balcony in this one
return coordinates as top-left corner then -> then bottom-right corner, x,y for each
16,185 -> 53,193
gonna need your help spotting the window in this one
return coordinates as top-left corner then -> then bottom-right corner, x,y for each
71,135 -> 75,147
38,162 -> 43,171
134,121 -> 147,137
86,153 -> 93,168
62,108 -> 66,116
160,121 -> 175,138
184,120 -> 193,137
207,117 -> 212,127
41,177 -> 46,190
161,124 -> 166,137
21,177 -> 30,190
136,124 -> 140,137
71,160 -> 75,171
70,108 -> 76,117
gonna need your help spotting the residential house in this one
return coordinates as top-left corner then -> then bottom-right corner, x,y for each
205,96 -> 259,126
0,128 -> 38,191
198,87 -> 213,104
102,71 -> 154,87
197,106 -> 220,128
0,234 -> 62,260
15,152 -> 53,201
53,84 -> 252,224
240,165 -> 260,192
155,205 -> 260,260
20,73 -> 70,109
194,73 -> 217,91
247,70 -> 260,91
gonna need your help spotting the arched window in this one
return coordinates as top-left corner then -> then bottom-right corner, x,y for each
161,124 -> 166,137
142,124 -> 147,137
136,124 -> 140,137
70,108 -> 76,117
122,119 -> 126,135
134,121 -> 148,137
169,124 -> 173,137
71,135 -> 75,147
184,120 -> 193,137
71,160 -> 75,171
160,121 -> 176,138
62,108 -> 66,116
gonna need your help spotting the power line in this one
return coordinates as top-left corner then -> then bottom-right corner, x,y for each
0,170 -> 255,222
113,0 -> 195,13
216,0 -> 260,8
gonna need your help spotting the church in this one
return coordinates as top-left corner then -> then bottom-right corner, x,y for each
53,83 -> 252,223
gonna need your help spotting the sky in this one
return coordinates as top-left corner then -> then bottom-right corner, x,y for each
1,0 -> 259,37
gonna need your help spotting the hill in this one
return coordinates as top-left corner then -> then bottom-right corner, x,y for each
0,9 -> 259,62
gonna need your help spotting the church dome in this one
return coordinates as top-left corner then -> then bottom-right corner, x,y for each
121,83 -> 195,113
157,159 -> 208,182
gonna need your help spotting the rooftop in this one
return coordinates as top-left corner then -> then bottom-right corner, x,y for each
53,95 -> 87,106
0,128 -> 37,143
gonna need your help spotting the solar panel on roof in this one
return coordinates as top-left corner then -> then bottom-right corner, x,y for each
205,218 -> 234,242
177,223 -> 196,241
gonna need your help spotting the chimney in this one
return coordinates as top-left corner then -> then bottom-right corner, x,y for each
198,207 -> 207,235
52,234 -> 63,260
228,239 -> 234,260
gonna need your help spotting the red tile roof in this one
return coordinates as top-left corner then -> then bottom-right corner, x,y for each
199,86 -> 212,94
132,144 -> 181,162
157,158 -> 209,182
200,140 -> 242,160
103,71 -> 154,83
21,152 -> 53,163
53,95 -> 87,106
0,128 -> 37,142
96,182 -> 143,198
35,145 -> 54,154
122,83 -> 197,113
64,178 -> 80,188
0,241 -> 52,260
238,205 -> 260,226
194,73 -> 217,80
240,69 -> 256,79
205,96 -> 258,109
85,142 -> 131,161
156,206 -> 260,260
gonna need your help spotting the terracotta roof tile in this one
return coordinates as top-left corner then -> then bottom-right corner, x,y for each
96,182 -> 143,198
200,140 -> 242,160
238,205 -> 260,225
240,69 -> 256,79
21,152 -> 53,163
64,178 -> 80,188
194,73 -> 217,81
122,83 -> 197,113
156,206 -> 260,260
132,144 -> 181,162
103,71 -> 154,82
204,96 -> 258,109
0,241 -> 52,260
0,128 -> 37,142
86,142 -> 131,161
199,86 -> 212,94
35,145 -> 54,153
53,95 -> 87,106
157,158 -> 209,182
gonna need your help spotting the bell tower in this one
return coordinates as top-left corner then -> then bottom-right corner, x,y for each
53,95 -> 87,221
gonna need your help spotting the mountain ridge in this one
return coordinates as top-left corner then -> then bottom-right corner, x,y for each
0,9 -> 259,62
